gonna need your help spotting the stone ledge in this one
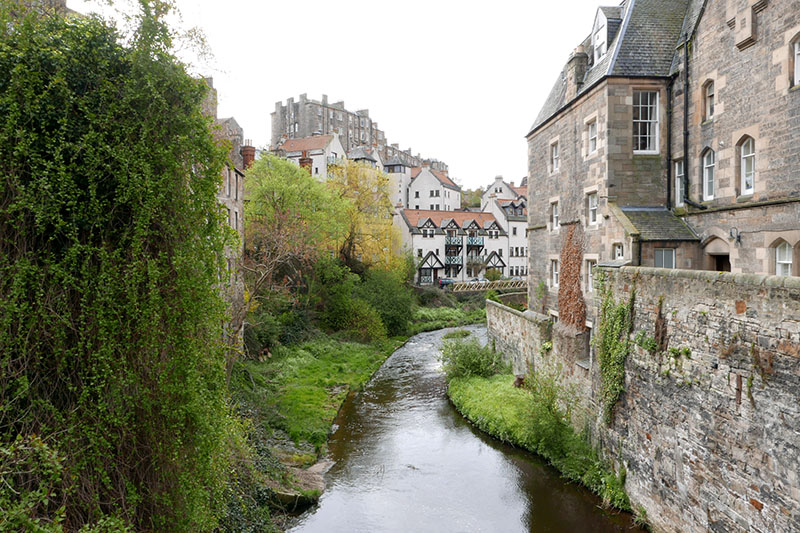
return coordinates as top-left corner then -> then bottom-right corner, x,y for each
611,266 -> 797,290
486,300 -> 548,324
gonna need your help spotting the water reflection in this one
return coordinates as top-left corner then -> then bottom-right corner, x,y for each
290,326 -> 640,533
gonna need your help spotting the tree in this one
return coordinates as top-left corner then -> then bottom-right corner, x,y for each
462,187 -> 483,208
239,155 -> 348,318
0,5 -> 238,530
327,160 -> 401,272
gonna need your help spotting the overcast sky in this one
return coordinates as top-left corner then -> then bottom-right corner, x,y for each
70,0 -> 606,190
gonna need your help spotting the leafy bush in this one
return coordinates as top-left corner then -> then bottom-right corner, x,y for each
344,298 -> 387,342
244,308 -> 282,357
415,286 -> 458,307
356,268 -> 413,336
442,329 -> 471,340
439,338 -> 508,380
485,268 -> 502,281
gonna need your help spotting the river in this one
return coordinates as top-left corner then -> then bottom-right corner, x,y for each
289,325 -> 642,532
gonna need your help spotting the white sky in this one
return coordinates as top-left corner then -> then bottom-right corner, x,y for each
69,0 -> 605,190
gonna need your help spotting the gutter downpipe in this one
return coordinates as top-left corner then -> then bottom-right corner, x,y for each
666,80 -> 673,210
682,33 -> 707,211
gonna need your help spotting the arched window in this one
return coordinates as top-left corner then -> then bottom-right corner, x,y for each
702,149 -> 715,201
703,80 -> 715,120
740,137 -> 755,196
776,241 -> 793,276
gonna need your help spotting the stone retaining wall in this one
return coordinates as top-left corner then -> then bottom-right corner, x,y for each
487,267 -> 800,533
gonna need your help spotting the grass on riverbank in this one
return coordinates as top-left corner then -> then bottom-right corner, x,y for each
408,305 -> 486,335
448,373 -> 631,512
233,336 -> 406,450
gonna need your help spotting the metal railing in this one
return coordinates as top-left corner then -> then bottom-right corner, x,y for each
445,236 -> 463,246
451,279 -> 528,293
466,236 -> 484,246
419,275 -> 433,285
444,256 -> 463,265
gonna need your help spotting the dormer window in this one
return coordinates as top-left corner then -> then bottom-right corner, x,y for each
594,22 -> 606,62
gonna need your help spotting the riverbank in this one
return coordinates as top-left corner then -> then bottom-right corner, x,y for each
230,305 -> 486,529
447,373 -> 635,516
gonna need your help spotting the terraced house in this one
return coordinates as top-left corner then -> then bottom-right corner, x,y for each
527,0 -> 800,321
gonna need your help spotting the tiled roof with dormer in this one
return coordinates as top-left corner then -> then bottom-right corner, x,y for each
401,210 -> 497,230
528,0 -> 690,136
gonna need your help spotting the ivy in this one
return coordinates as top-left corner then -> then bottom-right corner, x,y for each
0,6 -> 239,530
594,273 -> 635,425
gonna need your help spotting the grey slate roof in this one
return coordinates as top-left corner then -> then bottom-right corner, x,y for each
384,156 -> 406,166
528,0 -> 690,136
669,0 -> 706,74
348,146 -> 377,162
621,207 -> 699,241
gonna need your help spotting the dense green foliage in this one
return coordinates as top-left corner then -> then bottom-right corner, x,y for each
442,329 -> 471,340
355,268 -> 414,336
439,338 -> 508,379
233,338 -> 403,450
595,277 -> 636,425
0,8 -> 238,530
448,372 -> 630,511
409,305 -> 486,335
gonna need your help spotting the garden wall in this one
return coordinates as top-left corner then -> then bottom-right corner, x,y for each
487,267 -> 800,532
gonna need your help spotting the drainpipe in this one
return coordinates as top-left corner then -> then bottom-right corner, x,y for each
682,34 -> 707,211
666,81 -> 673,210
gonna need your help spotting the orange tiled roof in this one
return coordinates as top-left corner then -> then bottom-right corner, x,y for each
402,209 -> 497,228
281,135 -> 333,153
511,185 -> 527,197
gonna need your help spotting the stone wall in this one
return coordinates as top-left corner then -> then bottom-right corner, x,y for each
488,266 -> 800,532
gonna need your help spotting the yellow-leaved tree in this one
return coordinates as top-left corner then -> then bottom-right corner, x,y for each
326,159 -> 402,271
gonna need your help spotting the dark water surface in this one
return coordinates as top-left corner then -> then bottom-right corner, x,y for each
289,326 -> 642,533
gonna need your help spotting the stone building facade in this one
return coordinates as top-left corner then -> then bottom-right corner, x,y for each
271,93 -> 448,172
526,0 -> 800,325
670,0 -> 800,275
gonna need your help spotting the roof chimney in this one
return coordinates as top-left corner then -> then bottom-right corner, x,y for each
241,140 -> 256,170
299,151 -> 312,174
566,45 -> 589,101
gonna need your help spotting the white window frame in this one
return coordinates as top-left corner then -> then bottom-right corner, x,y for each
550,142 -> 560,172
655,248 -> 676,269
593,23 -> 606,63
586,260 -> 596,292
551,260 -> 560,287
588,120 -> 598,154
776,242 -> 793,276
794,40 -> 800,86
741,138 -> 755,196
703,149 -> 715,201
551,202 -> 559,231
614,243 -> 624,260
588,193 -> 598,225
704,81 -> 715,120
675,160 -> 685,208
633,91 -> 659,154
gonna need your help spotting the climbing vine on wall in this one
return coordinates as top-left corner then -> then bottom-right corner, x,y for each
557,223 -> 586,331
595,272 -> 636,425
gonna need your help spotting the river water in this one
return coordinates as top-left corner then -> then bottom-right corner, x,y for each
289,326 -> 642,533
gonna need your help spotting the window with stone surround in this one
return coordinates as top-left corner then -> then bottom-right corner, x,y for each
588,120 -> 598,154
776,241 -> 793,276
739,137 -> 755,196
702,80 -> 715,121
675,160 -> 685,207
613,243 -> 624,260
702,148 -> 715,201
587,193 -> 598,225
551,259 -> 559,287
792,37 -> 800,87
550,141 -> 560,172
632,91 -> 659,153
655,248 -> 676,269
585,260 -> 596,292
550,201 -> 559,231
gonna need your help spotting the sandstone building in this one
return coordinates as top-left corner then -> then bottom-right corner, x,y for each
271,94 -> 448,172
527,0 -> 800,324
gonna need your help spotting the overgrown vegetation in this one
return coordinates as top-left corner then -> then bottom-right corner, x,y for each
447,369 -> 631,511
0,6 -> 239,530
439,338 -> 509,379
595,275 -> 636,425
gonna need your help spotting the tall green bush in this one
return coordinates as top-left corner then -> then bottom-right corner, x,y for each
356,268 -> 413,336
439,338 -> 508,380
0,7 -> 237,530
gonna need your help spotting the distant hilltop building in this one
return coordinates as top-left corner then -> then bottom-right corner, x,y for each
271,94 -> 448,172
